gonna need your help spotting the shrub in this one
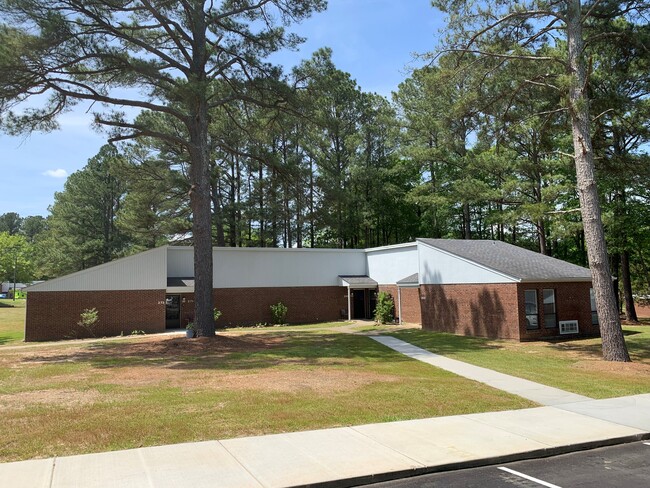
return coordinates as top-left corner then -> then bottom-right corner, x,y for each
77,307 -> 99,337
213,308 -> 222,322
374,292 -> 395,324
270,301 -> 288,325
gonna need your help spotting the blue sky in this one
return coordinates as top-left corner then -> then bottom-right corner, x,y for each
0,0 -> 444,217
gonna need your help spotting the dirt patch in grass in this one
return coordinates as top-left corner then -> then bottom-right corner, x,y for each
571,360 -> 650,375
0,389 -> 102,411
106,367 -> 399,393
20,335 -> 285,364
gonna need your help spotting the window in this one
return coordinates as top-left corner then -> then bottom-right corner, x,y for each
590,288 -> 599,326
543,289 -> 557,328
525,290 -> 539,329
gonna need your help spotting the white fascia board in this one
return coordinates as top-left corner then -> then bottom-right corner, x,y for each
27,246 -> 168,292
169,246 -> 365,254
166,287 -> 194,293
364,242 -> 417,253
397,282 -> 419,288
417,239 -> 521,283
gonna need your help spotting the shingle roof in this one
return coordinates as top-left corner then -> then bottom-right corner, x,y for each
397,273 -> 419,285
418,239 -> 592,282
339,275 -> 378,287
167,277 -> 195,288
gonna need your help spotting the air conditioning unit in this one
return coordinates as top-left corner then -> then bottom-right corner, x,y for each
559,320 -> 579,335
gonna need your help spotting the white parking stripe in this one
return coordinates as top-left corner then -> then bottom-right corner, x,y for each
644,442 -> 650,446
498,467 -> 563,488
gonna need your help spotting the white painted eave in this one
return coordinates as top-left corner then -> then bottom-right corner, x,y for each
364,242 -> 417,253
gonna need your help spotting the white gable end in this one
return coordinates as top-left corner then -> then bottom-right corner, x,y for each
418,241 -> 518,284
27,246 -> 168,292
366,244 -> 418,285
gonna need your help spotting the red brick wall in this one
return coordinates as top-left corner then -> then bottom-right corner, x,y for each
636,304 -> 650,318
378,285 -> 421,324
517,282 -> 599,340
399,287 -> 422,324
25,290 -> 166,341
177,286 -> 348,328
420,284 -> 521,340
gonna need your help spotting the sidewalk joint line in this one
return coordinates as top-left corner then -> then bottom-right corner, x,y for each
136,448 -> 156,488
216,441 -> 266,488
48,457 -> 56,488
498,466 -> 562,488
349,426 -> 426,467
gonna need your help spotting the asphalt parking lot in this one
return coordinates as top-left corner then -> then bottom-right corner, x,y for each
364,441 -> 650,487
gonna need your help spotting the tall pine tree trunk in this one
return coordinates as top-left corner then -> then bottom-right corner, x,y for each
621,250 -> 638,322
566,0 -> 629,361
188,111 -> 215,337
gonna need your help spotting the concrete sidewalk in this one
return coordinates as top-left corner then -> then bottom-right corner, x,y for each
370,336 -> 591,405
3,335 -> 649,488
2,397 -> 648,488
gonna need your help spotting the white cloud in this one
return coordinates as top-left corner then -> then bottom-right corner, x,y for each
42,169 -> 68,178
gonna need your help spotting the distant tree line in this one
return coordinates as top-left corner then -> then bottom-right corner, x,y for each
5,25 -> 649,310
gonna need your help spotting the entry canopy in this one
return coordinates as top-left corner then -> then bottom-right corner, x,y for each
167,277 -> 195,293
338,275 -> 378,289
396,273 -> 419,287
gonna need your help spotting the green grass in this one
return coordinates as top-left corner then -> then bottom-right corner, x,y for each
387,326 -> 650,399
0,298 -> 25,345
0,328 -> 534,462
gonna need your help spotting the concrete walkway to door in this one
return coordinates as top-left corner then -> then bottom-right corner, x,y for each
370,335 -> 591,406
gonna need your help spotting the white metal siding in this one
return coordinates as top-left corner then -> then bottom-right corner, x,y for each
214,248 -> 366,288
418,241 -> 518,284
167,247 -> 194,277
27,247 -> 168,292
366,245 -> 418,284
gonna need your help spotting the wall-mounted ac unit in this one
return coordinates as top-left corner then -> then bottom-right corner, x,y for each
559,320 -> 579,335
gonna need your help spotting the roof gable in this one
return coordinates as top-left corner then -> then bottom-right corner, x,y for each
418,239 -> 592,282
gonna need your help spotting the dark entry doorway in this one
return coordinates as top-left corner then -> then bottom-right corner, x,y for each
165,295 -> 181,328
353,289 -> 366,319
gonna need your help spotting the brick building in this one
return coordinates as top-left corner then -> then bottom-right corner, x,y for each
25,239 -> 599,341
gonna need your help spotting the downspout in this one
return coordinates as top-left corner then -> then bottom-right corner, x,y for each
347,285 -> 352,321
397,286 -> 402,325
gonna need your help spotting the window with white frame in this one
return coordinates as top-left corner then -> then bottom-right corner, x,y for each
543,289 -> 557,328
590,288 -> 599,325
525,290 -> 539,329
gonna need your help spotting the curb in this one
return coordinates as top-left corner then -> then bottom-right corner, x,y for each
292,432 -> 650,488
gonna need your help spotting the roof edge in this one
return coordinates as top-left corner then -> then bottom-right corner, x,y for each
365,242 -> 417,253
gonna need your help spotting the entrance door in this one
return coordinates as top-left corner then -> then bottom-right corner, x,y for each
353,289 -> 366,319
165,295 -> 181,328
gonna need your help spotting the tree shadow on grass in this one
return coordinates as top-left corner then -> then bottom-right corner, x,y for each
0,334 -> 16,345
387,329 -> 502,356
20,331 -> 412,372
543,330 -> 650,362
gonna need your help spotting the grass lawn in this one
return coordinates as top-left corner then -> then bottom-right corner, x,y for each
0,299 -> 25,345
0,325 -> 533,462
387,322 -> 650,399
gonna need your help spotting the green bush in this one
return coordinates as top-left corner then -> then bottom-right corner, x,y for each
374,292 -> 395,324
77,307 -> 99,337
270,301 -> 288,325
213,308 -> 222,322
